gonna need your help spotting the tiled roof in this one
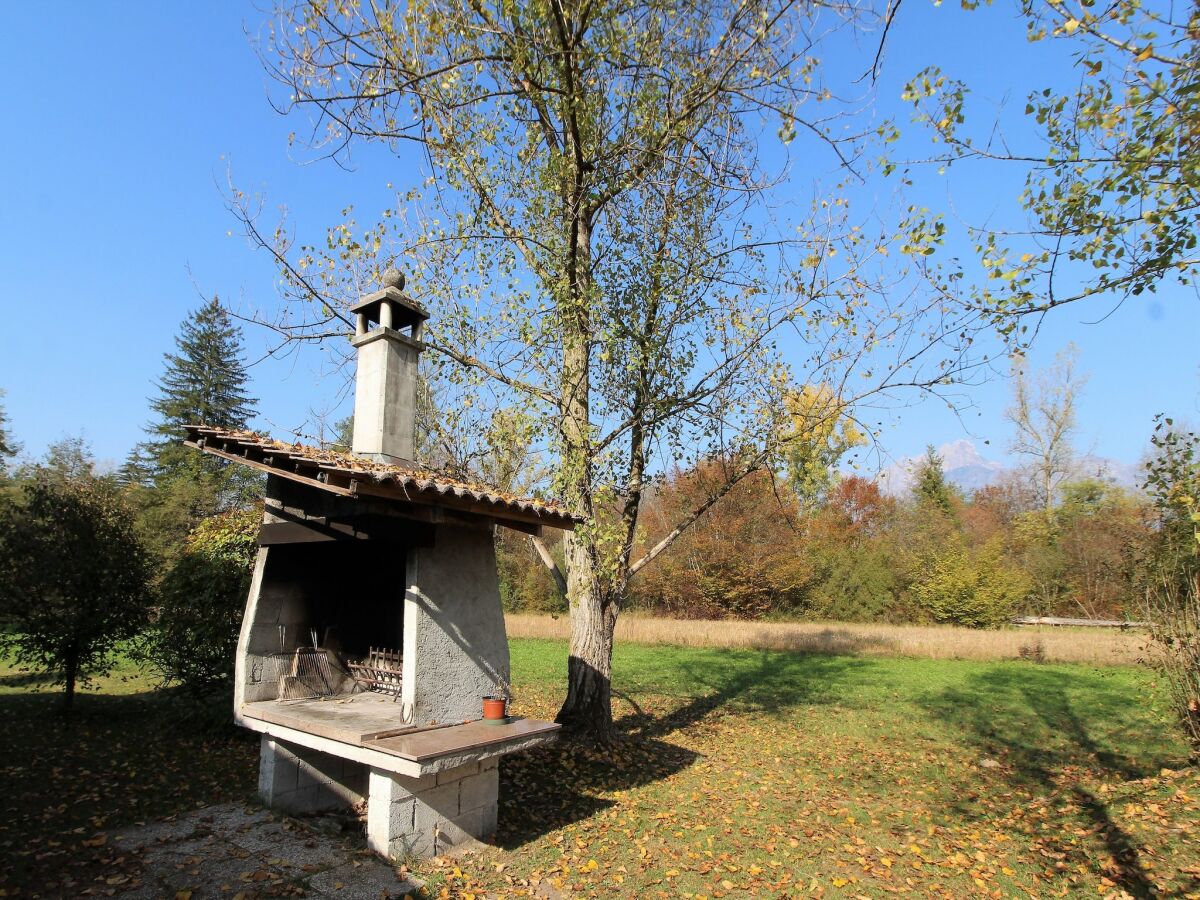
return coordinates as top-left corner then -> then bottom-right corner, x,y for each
183,425 -> 580,531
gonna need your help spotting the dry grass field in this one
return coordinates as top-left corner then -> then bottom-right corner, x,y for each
506,612 -> 1147,666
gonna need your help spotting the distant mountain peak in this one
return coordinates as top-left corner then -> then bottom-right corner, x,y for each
875,440 -> 1140,497
937,438 -> 998,471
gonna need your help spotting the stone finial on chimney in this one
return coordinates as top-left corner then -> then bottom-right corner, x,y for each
349,269 -> 428,465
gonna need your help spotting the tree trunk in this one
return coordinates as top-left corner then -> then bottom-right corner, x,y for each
553,196 -> 620,742
556,541 -> 618,745
63,650 -> 78,717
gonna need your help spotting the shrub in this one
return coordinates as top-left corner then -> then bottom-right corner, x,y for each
807,545 -> 898,622
1145,574 -> 1200,752
142,506 -> 260,692
913,542 -> 1029,629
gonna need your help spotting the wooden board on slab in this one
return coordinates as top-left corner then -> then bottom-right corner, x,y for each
365,717 -> 560,762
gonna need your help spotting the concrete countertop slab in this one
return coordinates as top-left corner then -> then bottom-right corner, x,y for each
240,698 -> 561,776
242,694 -> 419,744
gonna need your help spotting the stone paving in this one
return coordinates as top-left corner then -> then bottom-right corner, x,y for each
111,803 -> 423,899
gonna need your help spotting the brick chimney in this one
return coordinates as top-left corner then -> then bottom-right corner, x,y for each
349,268 -> 428,465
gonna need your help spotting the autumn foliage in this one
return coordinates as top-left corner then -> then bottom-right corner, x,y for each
500,456 -> 1174,628
633,462 -> 811,619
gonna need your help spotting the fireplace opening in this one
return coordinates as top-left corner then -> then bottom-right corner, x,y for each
248,541 -> 407,703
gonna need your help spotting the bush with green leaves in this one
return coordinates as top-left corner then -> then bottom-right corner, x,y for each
1144,415 -> 1200,587
142,507 -> 260,692
913,541 -> 1029,629
807,545 -> 898,623
0,476 -> 152,712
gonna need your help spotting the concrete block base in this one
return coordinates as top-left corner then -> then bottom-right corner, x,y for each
366,759 -> 499,859
258,736 -> 366,815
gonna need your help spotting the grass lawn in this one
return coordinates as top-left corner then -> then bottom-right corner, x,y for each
2,640 -> 1198,898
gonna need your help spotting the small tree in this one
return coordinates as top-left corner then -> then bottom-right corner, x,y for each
1144,416 -> 1200,582
142,507 -> 260,693
0,476 -> 151,712
1005,346 -> 1086,512
1142,416 -> 1200,750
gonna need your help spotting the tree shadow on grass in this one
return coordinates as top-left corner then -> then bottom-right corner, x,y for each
0,687 -> 259,896
498,649 -> 867,848
0,669 -> 59,689
920,665 -> 1193,899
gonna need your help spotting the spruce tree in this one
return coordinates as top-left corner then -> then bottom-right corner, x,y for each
0,389 -> 18,478
914,445 -> 957,517
127,297 -> 260,558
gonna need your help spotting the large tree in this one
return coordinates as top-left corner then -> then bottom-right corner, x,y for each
240,0 -> 981,742
0,389 -> 18,478
126,297 -> 260,557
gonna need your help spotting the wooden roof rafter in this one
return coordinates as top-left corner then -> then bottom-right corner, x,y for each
183,425 -> 580,532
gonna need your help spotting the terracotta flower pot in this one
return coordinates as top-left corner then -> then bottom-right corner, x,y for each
482,696 -> 508,720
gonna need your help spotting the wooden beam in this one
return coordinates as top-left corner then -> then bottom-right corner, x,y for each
188,434 -> 576,531
259,517 -> 436,547
352,479 -> 566,531
186,440 -> 357,498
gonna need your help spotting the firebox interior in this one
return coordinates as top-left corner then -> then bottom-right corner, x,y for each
259,541 -> 405,662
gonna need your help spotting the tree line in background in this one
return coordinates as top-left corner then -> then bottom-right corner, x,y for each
497,347 -> 1196,631
500,433 -> 1198,629
0,299 -> 262,711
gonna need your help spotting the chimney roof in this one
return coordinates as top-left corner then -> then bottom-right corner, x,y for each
350,268 -> 429,333
183,425 -> 581,532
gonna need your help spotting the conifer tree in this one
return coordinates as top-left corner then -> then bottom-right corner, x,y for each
126,297 -> 260,558
914,445 -> 957,517
0,389 -> 18,478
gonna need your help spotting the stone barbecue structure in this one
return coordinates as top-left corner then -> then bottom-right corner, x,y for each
184,270 -> 578,859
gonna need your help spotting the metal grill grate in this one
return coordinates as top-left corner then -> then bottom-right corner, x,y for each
265,647 -> 342,700
348,647 -> 404,697
265,626 -> 344,701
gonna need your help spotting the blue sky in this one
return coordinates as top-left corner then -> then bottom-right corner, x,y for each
1,2 -> 1196,474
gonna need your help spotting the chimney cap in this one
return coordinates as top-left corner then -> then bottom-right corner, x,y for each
350,271 -> 429,332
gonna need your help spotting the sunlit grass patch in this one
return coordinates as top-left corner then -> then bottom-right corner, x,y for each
1,638 -> 1196,898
